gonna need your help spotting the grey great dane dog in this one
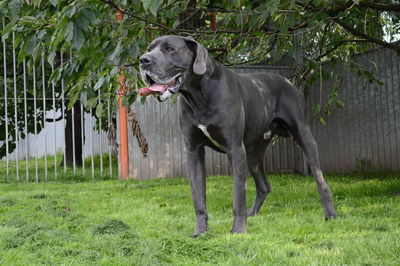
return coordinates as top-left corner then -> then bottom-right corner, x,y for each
139,35 -> 337,237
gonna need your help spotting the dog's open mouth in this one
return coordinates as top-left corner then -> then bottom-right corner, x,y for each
139,72 -> 183,99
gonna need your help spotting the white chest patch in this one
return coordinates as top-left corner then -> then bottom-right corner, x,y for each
197,124 -> 225,151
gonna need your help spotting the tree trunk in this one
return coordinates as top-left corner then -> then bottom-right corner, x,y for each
64,101 -> 83,166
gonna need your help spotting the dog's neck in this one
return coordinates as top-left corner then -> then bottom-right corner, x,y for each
178,58 -> 219,118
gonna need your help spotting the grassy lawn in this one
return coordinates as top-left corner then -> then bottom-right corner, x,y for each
0,171 -> 399,265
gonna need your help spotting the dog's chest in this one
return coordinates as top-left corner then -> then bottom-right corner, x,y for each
197,124 -> 225,151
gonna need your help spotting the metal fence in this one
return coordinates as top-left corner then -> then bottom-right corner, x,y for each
310,48 -> 400,173
1,32 -> 115,182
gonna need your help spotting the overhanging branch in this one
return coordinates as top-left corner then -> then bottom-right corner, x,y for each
359,1 -> 400,11
332,17 -> 400,54
317,38 -> 370,60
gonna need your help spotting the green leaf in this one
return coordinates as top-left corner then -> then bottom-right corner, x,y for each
335,100 -> 344,109
48,50 -> 56,65
96,103 -> 104,118
65,6 -> 76,18
87,97 -> 98,109
49,0 -> 58,7
17,48 -> 27,65
109,41 -> 122,62
65,22 -> 74,41
149,0 -> 162,16
122,96 -> 130,107
1,22 -> 15,41
8,0 -> 21,22
80,90 -> 88,107
37,29 -> 46,39
142,0 -> 163,16
32,42 -> 42,60
128,93 -> 137,105
259,10 -> 269,21
81,8 -> 96,21
110,66 -> 119,77
71,25 -> 85,50
0,1 -> 8,16
94,76 -> 105,91
25,36 -> 37,55
20,16 -> 37,23
49,67 -> 62,83
266,0 -> 278,14
76,12 -> 90,32
129,41 -> 139,59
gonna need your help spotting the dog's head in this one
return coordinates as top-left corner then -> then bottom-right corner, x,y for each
138,35 -> 208,101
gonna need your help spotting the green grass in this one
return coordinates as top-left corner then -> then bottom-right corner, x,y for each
0,169 -> 399,265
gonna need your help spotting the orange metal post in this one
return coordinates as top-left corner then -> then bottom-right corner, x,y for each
210,11 -> 217,30
118,76 -> 129,180
117,10 -> 129,180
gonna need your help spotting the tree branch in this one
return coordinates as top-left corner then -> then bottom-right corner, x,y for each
296,0 -> 400,55
100,0 -> 175,33
317,38 -> 370,60
225,34 -> 278,66
332,17 -> 400,54
359,1 -> 400,11
101,0 -> 310,37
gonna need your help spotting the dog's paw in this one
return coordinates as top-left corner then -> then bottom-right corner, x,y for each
231,216 -> 247,234
230,227 -> 247,234
324,212 -> 338,221
190,227 -> 208,238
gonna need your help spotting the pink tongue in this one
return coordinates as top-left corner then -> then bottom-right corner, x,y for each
139,84 -> 167,96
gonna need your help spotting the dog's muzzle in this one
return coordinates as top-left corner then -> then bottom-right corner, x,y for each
139,69 -> 183,101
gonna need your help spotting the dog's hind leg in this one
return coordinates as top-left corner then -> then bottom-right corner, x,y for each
247,150 -> 271,217
290,123 -> 337,219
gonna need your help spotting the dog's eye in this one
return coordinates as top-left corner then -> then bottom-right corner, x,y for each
165,47 -> 175,52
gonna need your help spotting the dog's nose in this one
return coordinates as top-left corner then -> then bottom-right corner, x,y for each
139,55 -> 152,65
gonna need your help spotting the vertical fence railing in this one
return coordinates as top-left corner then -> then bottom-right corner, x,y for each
12,32 -> 19,181
2,19 -> 9,179
33,60 -> 39,182
90,108 -> 95,179
51,62 -> 57,179
23,59 -> 28,182
108,98 -> 112,176
81,102 -> 85,175
60,52 -> 67,175
41,56 -> 48,181
1,26 -> 118,182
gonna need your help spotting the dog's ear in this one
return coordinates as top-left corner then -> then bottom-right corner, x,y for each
183,37 -> 208,75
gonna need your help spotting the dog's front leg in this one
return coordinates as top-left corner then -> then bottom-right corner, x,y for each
187,145 -> 208,238
227,143 -> 248,234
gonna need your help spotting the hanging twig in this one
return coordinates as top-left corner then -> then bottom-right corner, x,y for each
107,120 -> 119,157
127,107 -> 148,158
